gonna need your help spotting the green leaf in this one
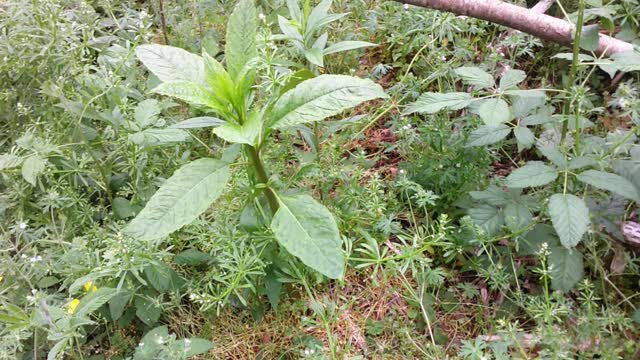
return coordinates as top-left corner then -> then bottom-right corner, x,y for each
174,249 -> 212,265
124,159 -> 231,241
144,264 -> 177,293
213,111 -> 261,145
465,124 -> 511,147
113,197 -> 140,219
109,290 -> 131,321
576,170 -> 640,201
404,92 -> 472,114
579,24 -> 600,52
504,203 -> 532,232
169,117 -> 225,129
151,81 -> 218,108
48,340 -> 68,360
136,44 -> 205,85
268,75 -> 386,129
286,0 -> 302,23
134,99 -> 161,128
22,155 -> 45,186
549,245 -> 584,292
606,51 -> 640,72
548,193 -> 590,248
499,69 -> 526,90
134,326 -> 167,360
323,41 -> 376,56
203,52 -> 236,104
135,297 -> 162,326
304,48 -> 324,67
0,153 -> 22,170
265,268 -> 282,312
454,67 -> 494,89
75,287 -> 118,318
537,144 -> 567,168
168,338 -> 214,358
468,204 -> 504,235
514,126 -> 535,151
278,15 -> 303,43
270,194 -> 344,279
506,161 -> 558,188
469,185 -> 509,206
128,128 -> 191,148
478,98 -> 511,125
225,0 -> 257,80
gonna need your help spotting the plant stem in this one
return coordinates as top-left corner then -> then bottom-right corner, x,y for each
244,145 -> 279,214
560,0 -> 585,145
158,0 -> 169,45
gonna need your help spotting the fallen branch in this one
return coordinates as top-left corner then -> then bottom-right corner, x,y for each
398,0 -> 633,56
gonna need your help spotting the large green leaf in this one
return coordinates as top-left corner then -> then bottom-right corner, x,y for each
499,69 -> 526,90
465,124 -> 511,147
576,170 -> 640,202
169,117 -> 225,129
124,159 -> 230,241
513,126 -> 535,151
270,194 -> 344,279
151,81 -> 218,108
506,161 -> 558,188
213,111 -> 261,145
548,193 -> 590,248
478,98 -> 511,125
549,245 -> 584,292
504,202 -> 532,232
468,204 -> 504,235
225,0 -> 257,80
22,155 -> 45,186
404,92 -> 472,114
454,67 -> 494,89
268,75 -> 386,129
128,128 -> 191,148
136,44 -> 204,85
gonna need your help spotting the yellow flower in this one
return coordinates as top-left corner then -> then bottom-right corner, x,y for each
0,276 -> 3,282
67,299 -> 80,314
83,281 -> 97,293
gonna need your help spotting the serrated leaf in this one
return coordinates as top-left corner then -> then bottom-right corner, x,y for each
606,51 -> 640,72
469,204 -> 504,235
75,287 -> 118,318
568,156 -> 597,170
549,245 -> 584,292
506,161 -> 558,188
454,67 -> 494,89
22,155 -> 45,186
536,144 -> 567,168
169,117 -> 225,129
478,98 -> 512,125
549,193 -> 590,248
151,81 -> 218,108
136,44 -> 204,85
504,203 -> 532,232
113,197 -> 139,219
135,326 -> 167,359
404,92 -> 472,114
144,264 -> 176,293
134,99 -> 161,128
499,69 -> 526,90
268,75 -> 386,129
512,95 -> 546,118
577,170 -> 640,201
514,126 -> 535,151
128,128 -> 191,148
466,124 -> 511,147
270,194 -> 344,279
323,41 -> 376,56
469,185 -> 509,206
109,290 -> 131,321
226,0 -> 257,79
0,154 -> 22,170
124,159 -> 231,241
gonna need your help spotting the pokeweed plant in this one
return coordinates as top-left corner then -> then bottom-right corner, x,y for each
123,0 -> 387,279
274,0 -> 376,69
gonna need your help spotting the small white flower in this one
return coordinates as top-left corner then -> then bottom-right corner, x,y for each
139,342 -> 144,347
441,56 -> 446,61
455,163 -> 461,168
19,222 -> 27,230
32,289 -> 38,295
403,3 -> 409,10
399,169 -> 405,175
258,13 -> 266,20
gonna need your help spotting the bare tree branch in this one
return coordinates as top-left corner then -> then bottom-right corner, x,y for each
398,0 -> 633,56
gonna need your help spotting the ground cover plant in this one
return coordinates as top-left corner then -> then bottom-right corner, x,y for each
0,0 -> 639,359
